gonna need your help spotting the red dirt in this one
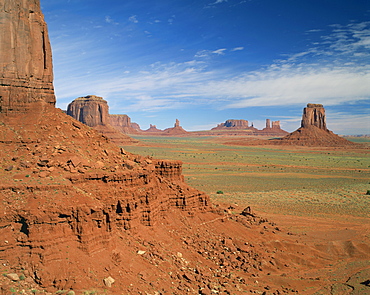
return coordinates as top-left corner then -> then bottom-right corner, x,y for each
0,107 -> 369,295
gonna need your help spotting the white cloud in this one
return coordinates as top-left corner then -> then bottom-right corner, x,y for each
128,15 -> 138,23
231,47 -> 244,51
105,16 -> 118,25
212,48 -> 227,55
210,0 -> 228,5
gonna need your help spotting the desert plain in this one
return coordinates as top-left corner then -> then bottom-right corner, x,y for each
124,135 -> 370,294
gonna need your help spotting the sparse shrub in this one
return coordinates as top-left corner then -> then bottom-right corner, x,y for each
366,190 -> 370,195
216,190 -> 224,194
19,274 -> 25,280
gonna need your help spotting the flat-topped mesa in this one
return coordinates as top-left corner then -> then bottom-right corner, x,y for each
212,119 -> 249,130
301,103 -> 327,130
0,0 -> 55,113
67,95 -> 109,127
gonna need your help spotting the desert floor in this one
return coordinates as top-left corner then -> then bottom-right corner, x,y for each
125,135 -> 370,294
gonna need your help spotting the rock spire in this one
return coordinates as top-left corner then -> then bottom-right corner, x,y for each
0,0 -> 55,113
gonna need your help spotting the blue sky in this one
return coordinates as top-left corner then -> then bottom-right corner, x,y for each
41,0 -> 370,134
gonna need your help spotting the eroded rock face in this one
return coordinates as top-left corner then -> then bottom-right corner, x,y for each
0,0 -> 55,113
213,119 -> 249,129
270,103 -> 358,147
272,121 -> 281,129
67,95 -> 109,127
301,103 -> 327,130
109,114 -> 140,134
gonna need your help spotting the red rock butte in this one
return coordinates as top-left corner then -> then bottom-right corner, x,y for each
270,103 -> 358,147
0,0 -> 55,113
67,95 -> 139,144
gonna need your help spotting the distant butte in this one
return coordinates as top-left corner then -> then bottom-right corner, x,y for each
268,103 -> 359,147
67,95 -> 138,144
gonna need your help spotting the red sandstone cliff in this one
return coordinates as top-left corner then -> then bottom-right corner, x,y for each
109,114 -> 140,134
0,0 -> 55,113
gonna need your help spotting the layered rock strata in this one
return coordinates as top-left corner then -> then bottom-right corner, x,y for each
0,108 -> 210,291
0,0 -> 55,113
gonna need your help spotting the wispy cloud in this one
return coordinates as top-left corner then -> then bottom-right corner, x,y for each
128,15 -> 139,23
231,47 -> 244,51
105,16 -> 118,25
208,0 -> 228,5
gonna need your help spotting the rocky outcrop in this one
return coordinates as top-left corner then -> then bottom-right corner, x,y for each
301,103 -> 327,129
259,119 -> 289,136
0,108 -> 210,291
210,118 -> 288,136
272,121 -> 281,129
0,0 -> 55,113
162,119 -> 188,135
109,114 -> 140,134
270,104 -> 358,146
67,95 -> 138,144
212,119 -> 249,130
67,95 -> 109,127
264,119 -> 282,130
143,124 -> 163,133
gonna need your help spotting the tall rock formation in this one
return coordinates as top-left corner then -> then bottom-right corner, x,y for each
67,95 -> 138,144
271,103 -> 357,146
109,114 -> 140,134
259,119 -> 288,136
272,121 -> 281,129
301,103 -> 327,130
0,0 -> 55,113
163,119 -> 188,135
265,119 -> 271,129
67,95 -> 109,127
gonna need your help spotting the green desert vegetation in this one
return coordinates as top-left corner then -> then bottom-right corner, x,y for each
126,136 -> 370,218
